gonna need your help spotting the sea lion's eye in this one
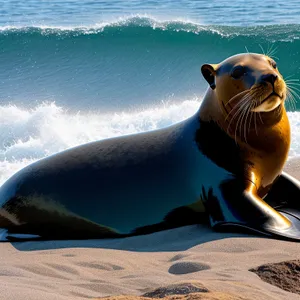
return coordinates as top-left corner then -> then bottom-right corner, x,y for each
231,66 -> 246,79
270,60 -> 277,69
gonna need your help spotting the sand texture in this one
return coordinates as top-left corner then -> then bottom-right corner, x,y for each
0,158 -> 299,300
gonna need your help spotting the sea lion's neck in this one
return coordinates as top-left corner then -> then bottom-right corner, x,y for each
246,106 -> 290,152
246,106 -> 290,190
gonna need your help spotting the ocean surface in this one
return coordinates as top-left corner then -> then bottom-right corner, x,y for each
0,0 -> 300,185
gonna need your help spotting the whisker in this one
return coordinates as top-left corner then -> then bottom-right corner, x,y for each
238,102 -> 252,144
226,97 -> 249,133
286,90 -> 297,110
235,105 -> 246,144
287,89 -> 300,101
254,107 -> 258,135
286,87 -> 300,96
243,103 -> 252,143
266,43 -> 271,56
248,102 -> 255,133
226,97 -> 250,129
259,44 -> 265,55
286,94 -> 296,107
267,52 -> 279,61
266,43 -> 274,56
233,101 -> 251,143
268,52 -> 279,61
287,85 -> 300,94
286,89 -> 298,111
271,56 -> 279,61
239,102 -> 249,141
270,45 -> 279,56
287,86 -> 300,96
258,112 -> 264,124
285,79 -> 300,82
266,44 -> 279,60
285,82 -> 300,87
225,89 -> 251,107
286,84 -> 300,92
287,95 -> 300,111
225,94 -> 252,121
284,74 -> 297,80
287,87 -> 300,101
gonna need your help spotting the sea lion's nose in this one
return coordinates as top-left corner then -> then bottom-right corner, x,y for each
261,73 -> 278,85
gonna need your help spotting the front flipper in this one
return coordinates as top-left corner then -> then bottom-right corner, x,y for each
207,177 -> 300,241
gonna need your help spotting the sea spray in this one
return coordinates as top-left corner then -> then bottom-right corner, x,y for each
0,100 -> 299,186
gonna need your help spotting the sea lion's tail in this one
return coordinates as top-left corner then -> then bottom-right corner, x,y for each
0,209 -> 41,242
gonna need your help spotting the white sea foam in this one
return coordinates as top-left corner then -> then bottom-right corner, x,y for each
0,15 -> 208,32
0,16 -> 298,42
0,100 -> 299,186
0,15 -> 244,37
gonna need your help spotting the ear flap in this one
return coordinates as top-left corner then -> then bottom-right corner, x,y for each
201,64 -> 217,90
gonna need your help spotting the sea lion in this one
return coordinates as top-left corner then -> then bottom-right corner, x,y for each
0,52 -> 299,242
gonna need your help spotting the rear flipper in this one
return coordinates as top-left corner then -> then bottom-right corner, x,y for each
0,229 -> 41,242
264,172 -> 300,211
207,174 -> 300,242
264,172 -> 300,225
0,196 -> 125,242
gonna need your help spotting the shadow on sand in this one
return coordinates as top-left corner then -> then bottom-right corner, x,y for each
9,224 -> 264,252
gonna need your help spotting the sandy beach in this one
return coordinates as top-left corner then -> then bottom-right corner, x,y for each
0,158 -> 299,300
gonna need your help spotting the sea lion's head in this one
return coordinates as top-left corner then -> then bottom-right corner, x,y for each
200,53 -> 288,135
199,52 -> 291,188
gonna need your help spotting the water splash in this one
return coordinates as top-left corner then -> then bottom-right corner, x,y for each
0,100 -> 299,186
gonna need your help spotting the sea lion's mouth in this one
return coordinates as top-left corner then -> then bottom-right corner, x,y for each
251,91 -> 283,112
261,91 -> 283,104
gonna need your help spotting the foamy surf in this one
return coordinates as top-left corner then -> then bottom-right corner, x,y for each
0,16 -> 300,41
0,100 -> 299,186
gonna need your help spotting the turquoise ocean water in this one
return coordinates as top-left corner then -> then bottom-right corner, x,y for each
0,0 -> 300,185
